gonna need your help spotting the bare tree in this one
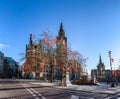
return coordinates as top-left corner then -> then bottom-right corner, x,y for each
22,31 -> 88,85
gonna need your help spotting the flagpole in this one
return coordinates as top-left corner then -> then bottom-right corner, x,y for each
108,51 -> 114,87
109,51 -> 112,73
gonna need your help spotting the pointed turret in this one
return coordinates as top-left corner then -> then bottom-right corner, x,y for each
26,44 -> 28,48
99,54 -> 102,63
29,34 -> 33,46
58,22 -> 65,37
60,22 -> 64,31
97,54 -> 105,69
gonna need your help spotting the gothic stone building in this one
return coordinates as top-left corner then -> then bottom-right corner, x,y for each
91,55 -> 111,82
91,55 -> 112,82
25,23 -> 68,79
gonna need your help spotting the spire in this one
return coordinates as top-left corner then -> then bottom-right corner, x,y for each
60,22 -> 64,31
99,54 -> 102,63
26,44 -> 28,48
29,34 -> 33,45
58,22 -> 65,37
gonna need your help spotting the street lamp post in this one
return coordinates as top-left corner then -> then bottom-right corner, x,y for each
108,51 -> 114,87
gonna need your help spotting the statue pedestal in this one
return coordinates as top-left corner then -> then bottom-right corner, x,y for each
66,71 -> 72,86
61,71 -> 72,86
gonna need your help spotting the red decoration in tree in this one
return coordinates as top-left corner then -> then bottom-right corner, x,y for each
45,33 -> 48,38
42,58 -> 45,66
62,65 -> 65,72
75,62 -> 78,67
53,37 -> 57,43
54,58 -> 56,65
43,39 -> 49,45
49,41 -> 53,47
67,66 -> 72,72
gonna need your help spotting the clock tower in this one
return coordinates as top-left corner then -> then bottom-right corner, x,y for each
56,23 -> 67,70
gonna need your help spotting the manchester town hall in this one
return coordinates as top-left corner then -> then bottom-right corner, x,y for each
24,23 -> 81,80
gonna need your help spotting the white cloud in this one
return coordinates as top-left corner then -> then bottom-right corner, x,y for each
0,43 -> 9,49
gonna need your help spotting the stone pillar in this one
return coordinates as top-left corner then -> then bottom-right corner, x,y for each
61,71 -> 72,86
66,71 -> 72,86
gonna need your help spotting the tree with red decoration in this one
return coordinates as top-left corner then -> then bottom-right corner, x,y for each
41,33 -> 57,82
67,48 -> 87,79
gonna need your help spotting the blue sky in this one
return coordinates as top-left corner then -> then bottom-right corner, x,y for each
0,0 -> 120,73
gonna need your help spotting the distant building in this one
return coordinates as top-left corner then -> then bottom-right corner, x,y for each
0,51 -> 4,77
105,69 -> 112,82
3,57 -> 19,78
91,55 -> 111,82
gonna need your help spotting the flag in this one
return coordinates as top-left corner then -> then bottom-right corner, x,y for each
111,58 -> 114,62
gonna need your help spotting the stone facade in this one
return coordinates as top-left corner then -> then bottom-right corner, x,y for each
25,23 -> 68,79
25,23 -> 83,81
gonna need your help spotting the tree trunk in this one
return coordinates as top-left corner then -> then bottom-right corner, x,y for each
50,65 -> 53,83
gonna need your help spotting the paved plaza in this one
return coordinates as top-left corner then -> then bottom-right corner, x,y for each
0,79 -> 120,99
32,81 -> 120,95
